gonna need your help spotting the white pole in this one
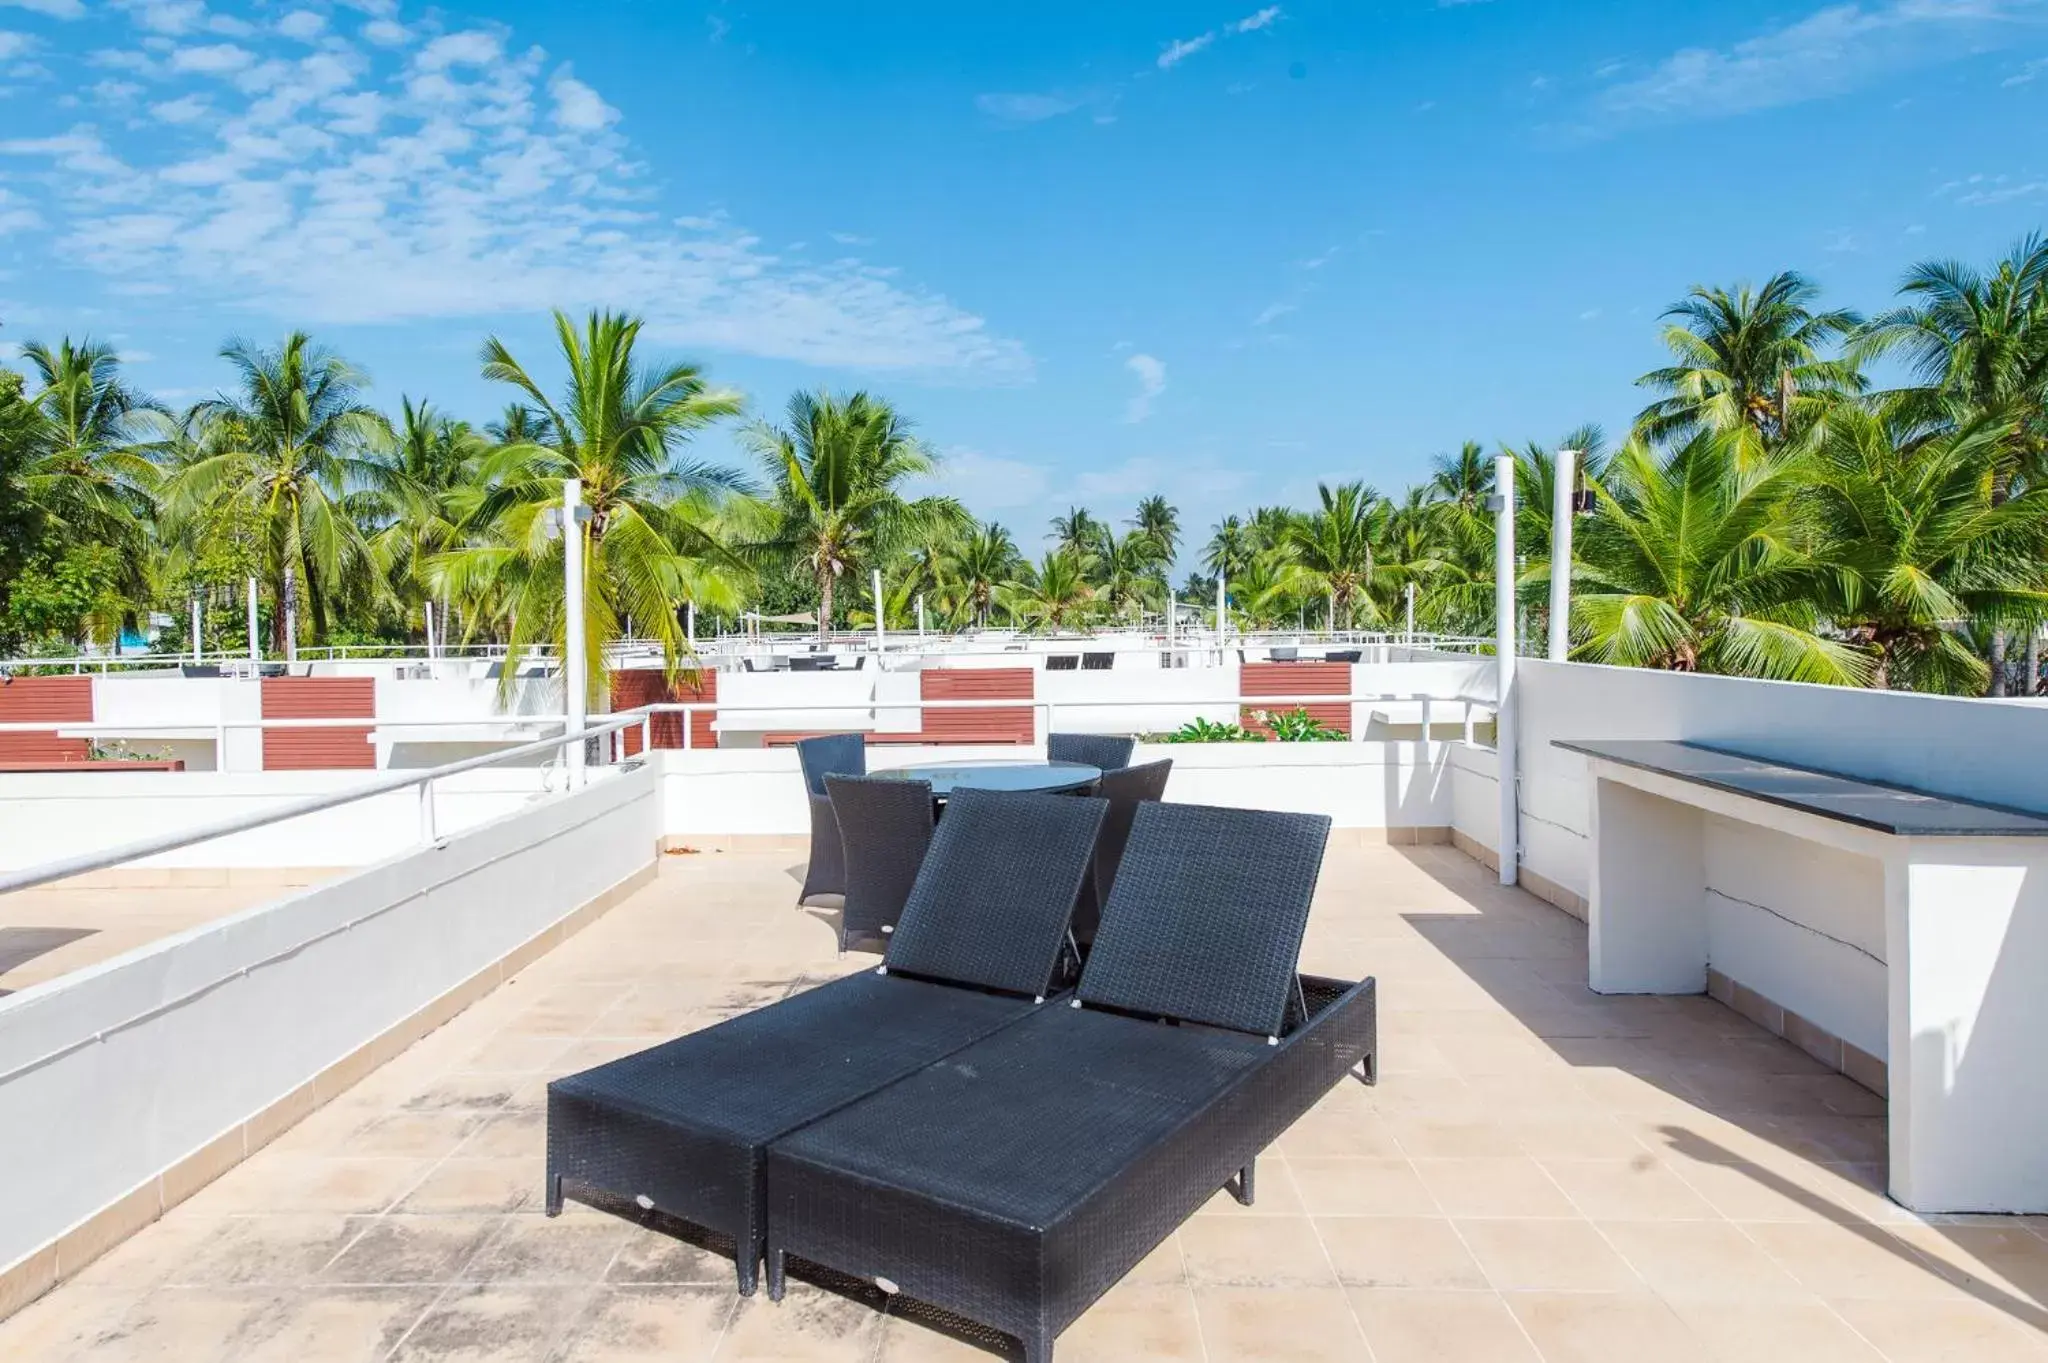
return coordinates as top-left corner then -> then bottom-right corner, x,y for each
563,478 -> 587,786
1549,449 -> 1578,663
191,596 -> 202,664
1404,581 -> 1416,644
1216,572 -> 1227,644
686,600 -> 696,650
1493,454 -> 1518,888
424,599 -> 437,660
872,568 -> 885,652
246,577 -> 260,664
916,593 -> 926,641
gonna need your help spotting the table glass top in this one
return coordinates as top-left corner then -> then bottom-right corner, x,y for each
871,761 -> 1101,796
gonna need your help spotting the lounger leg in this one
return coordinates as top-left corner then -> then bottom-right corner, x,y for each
1357,1051 -> 1377,1086
736,1229 -> 760,1297
544,1171 -> 563,1217
766,1247 -> 786,1302
1232,1160 -> 1256,1207
1021,1327 -> 1053,1363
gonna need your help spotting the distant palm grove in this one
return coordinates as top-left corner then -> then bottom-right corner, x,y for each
5,235 -> 2048,699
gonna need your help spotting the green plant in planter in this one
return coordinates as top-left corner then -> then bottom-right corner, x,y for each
1163,717 -> 1265,743
1253,707 -> 1346,742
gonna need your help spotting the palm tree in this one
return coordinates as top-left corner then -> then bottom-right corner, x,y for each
743,389 -> 968,638
164,333 -> 390,651
1050,507 -> 1103,558
1001,548 -> 1096,630
1269,481 -> 1387,629
15,338 -> 160,583
1203,515 -> 1255,582
440,310 -> 748,697
1635,272 -> 1863,444
367,398 -> 487,641
940,522 -> 1020,627
1860,236 -> 2048,691
1427,441 -> 1494,510
1132,495 -> 1179,561
1572,429 -> 1868,683
1807,404 -> 2048,692
486,402 -> 556,447
1092,527 -> 1165,620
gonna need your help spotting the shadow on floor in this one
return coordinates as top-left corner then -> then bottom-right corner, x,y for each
1392,844 -> 2048,1334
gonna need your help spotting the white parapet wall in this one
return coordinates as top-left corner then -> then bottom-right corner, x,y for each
0,760 -> 659,1299
657,740 -> 1453,839
0,768 -> 584,873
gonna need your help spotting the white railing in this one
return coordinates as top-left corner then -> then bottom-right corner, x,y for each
0,711 -> 644,896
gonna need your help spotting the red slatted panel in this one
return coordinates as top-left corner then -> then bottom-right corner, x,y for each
1240,661 -> 1352,738
919,668 -> 1035,746
612,668 -> 717,753
261,677 -> 375,770
0,676 -> 92,763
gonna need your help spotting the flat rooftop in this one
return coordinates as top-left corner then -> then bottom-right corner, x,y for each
4,844 -> 2044,1362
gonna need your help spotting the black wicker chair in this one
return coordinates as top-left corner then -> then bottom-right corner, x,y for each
1070,758 -> 1172,950
1046,732 -> 1135,773
825,775 -> 935,954
796,734 -> 866,905
764,803 -> 1377,1363
545,788 -> 1109,1297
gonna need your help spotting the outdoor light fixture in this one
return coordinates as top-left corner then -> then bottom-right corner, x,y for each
1483,494 -> 1507,513
541,504 -> 596,538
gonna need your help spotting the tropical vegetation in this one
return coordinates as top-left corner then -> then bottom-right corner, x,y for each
5,235 -> 2048,698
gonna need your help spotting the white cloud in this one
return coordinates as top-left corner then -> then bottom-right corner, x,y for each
0,0 -> 84,17
976,90 -> 1084,123
276,10 -> 324,40
360,17 -> 407,47
169,42 -> 253,74
131,0 -> 205,35
1157,32 -> 1215,68
2005,55 -> 2048,83
416,30 -> 500,71
149,92 -> 210,122
911,448 -> 1052,513
1,7 -> 1027,376
1075,455 -> 1247,505
1252,300 -> 1295,327
548,67 -> 616,131
1599,1 -> 2042,123
0,29 -> 32,60
1232,6 -> 1282,33
1123,353 -> 1166,422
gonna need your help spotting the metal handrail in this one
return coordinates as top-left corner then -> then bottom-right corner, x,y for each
0,711 -> 645,897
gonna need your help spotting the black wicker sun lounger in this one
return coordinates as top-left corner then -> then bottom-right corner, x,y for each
545,788 -> 1109,1295
762,802 -> 1377,1363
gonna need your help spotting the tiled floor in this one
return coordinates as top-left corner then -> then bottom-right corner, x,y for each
6,842 -> 2048,1362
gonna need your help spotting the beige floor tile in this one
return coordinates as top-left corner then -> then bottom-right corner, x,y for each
1049,1284 -> 1205,1363
336,1110 -> 495,1160
388,1284 -> 594,1362
1510,1115 -> 1652,1161
320,1217 -> 502,1286
1745,1222 -> 1969,1301
554,1286 -> 732,1363
391,1159 -> 540,1215
1828,1296 -> 2048,1362
1664,1299 -> 1886,1363
1274,1111 -> 1405,1158
1411,1157 -> 1580,1218
457,1216 -> 632,1286
0,1287 -> 143,1361
1194,1162 -> 1305,1216
1599,1220 -> 1810,1302
1178,1216 -> 1340,1288
1382,1115 -> 1524,1158
1287,1159 -> 1438,1217
1885,1223 -> 2048,1309
234,1286 -> 438,1363
1348,1287 -> 1539,1363
1456,1219 -> 1641,1292
1542,1158 -> 1721,1220
1506,1290 -> 1714,1363
193,1157 -> 427,1217
1315,1216 -> 1487,1289
1191,1285 -> 1372,1362
166,1215 -> 365,1287
715,1282 -> 885,1362
80,1287 -> 287,1361
606,1224 -> 739,1287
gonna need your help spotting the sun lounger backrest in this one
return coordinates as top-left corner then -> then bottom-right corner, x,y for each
1077,803 -> 1330,1036
884,788 -> 1108,996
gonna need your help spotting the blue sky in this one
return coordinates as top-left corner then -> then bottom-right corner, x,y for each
1,0 -> 2046,561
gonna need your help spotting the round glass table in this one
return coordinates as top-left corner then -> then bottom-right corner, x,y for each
872,760 -> 1101,798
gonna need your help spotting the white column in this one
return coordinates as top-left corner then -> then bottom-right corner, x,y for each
246,577 -> 261,664
872,568 -> 885,652
1404,581 -> 1415,644
190,596 -> 203,664
916,593 -> 926,641
1587,776 -> 1707,993
1216,573 -> 1227,645
1549,449 -> 1578,663
686,600 -> 696,650
1494,454 -> 1518,886
424,599 -> 437,660
563,478 -> 587,786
